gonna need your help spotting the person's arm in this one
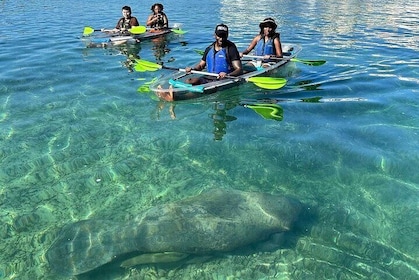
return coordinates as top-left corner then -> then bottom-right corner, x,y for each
146,14 -> 154,27
228,44 -> 243,76
131,17 -> 140,27
240,35 -> 259,57
227,60 -> 243,77
273,35 -> 283,57
114,18 -> 122,29
187,60 -> 206,72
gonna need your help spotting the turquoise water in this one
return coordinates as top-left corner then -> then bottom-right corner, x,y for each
1,0 -> 418,279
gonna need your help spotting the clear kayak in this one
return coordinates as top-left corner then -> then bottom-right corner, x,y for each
148,44 -> 302,101
109,28 -> 175,42
82,27 -> 183,46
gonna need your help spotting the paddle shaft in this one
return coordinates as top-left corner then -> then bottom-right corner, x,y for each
162,65 -> 240,79
146,27 -> 185,34
88,26 -> 146,34
243,54 -> 325,66
243,54 -> 291,61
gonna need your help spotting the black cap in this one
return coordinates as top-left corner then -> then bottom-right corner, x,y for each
215,24 -> 228,38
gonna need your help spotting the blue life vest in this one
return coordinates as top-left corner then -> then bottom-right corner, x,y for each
206,47 -> 230,74
255,36 -> 275,56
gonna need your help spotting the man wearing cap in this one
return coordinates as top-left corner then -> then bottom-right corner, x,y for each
240,18 -> 283,58
185,24 -> 242,85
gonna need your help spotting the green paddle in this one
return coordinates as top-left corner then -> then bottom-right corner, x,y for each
193,49 -> 205,55
246,77 -> 287,90
170,28 -> 187,35
134,59 -> 287,90
129,25 -> 147,34
292,58 -> 325,66
83,25 -> 147,36
243,54 -> 326,66
83,26 -> 99,36
194,50 -> 325,66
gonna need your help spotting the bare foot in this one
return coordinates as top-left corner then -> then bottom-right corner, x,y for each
156,85 -> 174,101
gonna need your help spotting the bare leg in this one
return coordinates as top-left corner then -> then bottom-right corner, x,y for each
185,77 -> 204,85
169,104 -> 176,119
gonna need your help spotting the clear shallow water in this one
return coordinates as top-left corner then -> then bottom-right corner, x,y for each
0,0 -> 418,279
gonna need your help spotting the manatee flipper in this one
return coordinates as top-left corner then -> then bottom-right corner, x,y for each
120,252 -> 189,268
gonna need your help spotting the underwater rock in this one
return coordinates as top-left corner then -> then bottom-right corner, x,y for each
46,188 -> 306,276
12,212 -> 40,233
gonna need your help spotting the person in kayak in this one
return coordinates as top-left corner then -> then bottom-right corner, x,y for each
102,6 -> 140,35
185,24 -> 242,85
240,18 -> 283,59
146,3 -> 169,29
91,6 -> 140,47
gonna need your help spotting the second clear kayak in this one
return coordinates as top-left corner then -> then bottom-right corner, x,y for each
109,28 -> 175,42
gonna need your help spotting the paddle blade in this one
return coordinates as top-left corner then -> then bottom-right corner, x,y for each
137,84 -> 150,92
194,49 -> 205,55
134,64 -> 159,72
83,26 -> 95,36
134,59 -> 162,72
134,64 -> 148,72
172,28 -> 187,35
247,77 -> 287,89
137,77 -> 158,93
129,26 -> 147,34
247,77 -> 287,84
253,82 -> 286,90
291,58 -> 326,66
245,104 -> 283,121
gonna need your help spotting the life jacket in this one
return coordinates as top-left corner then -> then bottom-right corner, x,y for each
255,36 -> 276,56
206,46 -> 230,74
118,17 -> 134,29
150,12 -> 167,28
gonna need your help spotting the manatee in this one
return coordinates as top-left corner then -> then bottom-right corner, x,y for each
46,188 -> 305,276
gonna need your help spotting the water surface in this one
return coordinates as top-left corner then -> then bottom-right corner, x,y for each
0,0 -> 418,279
